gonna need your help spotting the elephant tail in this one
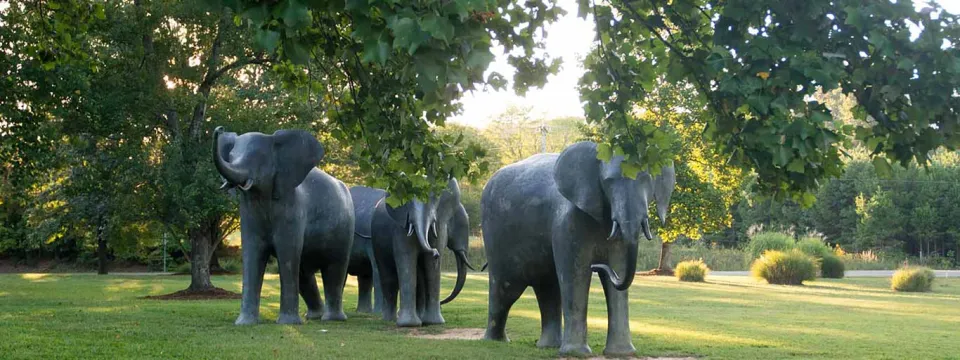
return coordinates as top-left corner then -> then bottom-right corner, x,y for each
480,262 -> 488,272
354,231 -> 372,239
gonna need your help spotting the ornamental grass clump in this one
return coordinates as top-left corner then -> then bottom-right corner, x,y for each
819,254 -> 846,279
674,259 -> 710,282
750,249 -> 818,285
746,232 -> 795,259
891,266 -> 935,292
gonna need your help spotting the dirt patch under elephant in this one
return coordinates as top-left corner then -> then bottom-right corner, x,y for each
140,287 -> 241,300
562,356 -> 699,360
405,327 -> 485,340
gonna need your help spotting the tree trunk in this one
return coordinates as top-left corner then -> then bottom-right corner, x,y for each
96,223 -> 108,275
187,222 -> 216,291
654,241 -> 674,275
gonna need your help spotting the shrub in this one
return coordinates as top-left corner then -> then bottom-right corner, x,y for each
219,258 -> 242,273
819,254 -> 845,278
797,237 -> 833,259
172,261 -> 191,274
746,232 -> 795,259
891,266 -> 936,292
675,259 -> 710,282
750,249 -> 818,285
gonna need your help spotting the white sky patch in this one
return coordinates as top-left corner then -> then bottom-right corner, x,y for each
451,0 -> 960,129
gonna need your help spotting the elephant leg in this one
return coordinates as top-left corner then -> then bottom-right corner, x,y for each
483,273 -> 525,342
356,275 -> 373,313
273,234 -> 303,325
600,274 -> 636,356
420,254 -> 444,325
299,268 -> 324,320
556,241 -> 594,355
369,248 -> 384,314
533,279 -> 562,348
319,262 -> 348,321
396,251 -> 422,327
235,234 -> 267,326
415,264 -> 427,319
375,250 -> 399,322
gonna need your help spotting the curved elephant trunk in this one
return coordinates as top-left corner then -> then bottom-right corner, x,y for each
440,250 -> 470,304
213,126 -> 251,189
591,219 -> 640,291
412,215 -> 439,259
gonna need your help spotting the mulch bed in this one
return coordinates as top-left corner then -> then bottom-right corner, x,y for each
638,268 -> 675,276
141,287 -> 241,300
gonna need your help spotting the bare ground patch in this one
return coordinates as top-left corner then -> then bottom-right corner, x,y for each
405,327 -> 485,340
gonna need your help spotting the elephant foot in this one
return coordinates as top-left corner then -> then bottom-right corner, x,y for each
536,334 -> 561,348
321,310 -> 348,322
420,311 -> 445,326
356,304 -> 373,314
483,329 -> 509,342
305,308 -> 324,320
234,313 -> 259,326
276,312 -> 303,325
396,311 -> 422,327
602,342 -> 637,357
559,343 -> 592,357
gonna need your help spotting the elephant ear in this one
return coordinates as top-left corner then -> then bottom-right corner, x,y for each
438,178 -> 461,213
554,141 -> 604,223
383,197 -> 412,226
653,164 -> 676,225
271,129 -> 324,194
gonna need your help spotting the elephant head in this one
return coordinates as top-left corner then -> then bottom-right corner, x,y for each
440,180 -> 474,305
213,126 -> 323,199
554,142 -> 675,291
383,190 -> 442,259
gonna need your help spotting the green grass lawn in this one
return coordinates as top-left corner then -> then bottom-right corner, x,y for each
1,273 -> 958,360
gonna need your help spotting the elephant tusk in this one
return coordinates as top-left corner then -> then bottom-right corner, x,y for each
607,220 -> 620,241
458,250 -> 476,271
430,222 -> 438,238
219,180 -> 234,190
238,178 -> 254,191
642,217 -> 654,240
407,222 -> 415,237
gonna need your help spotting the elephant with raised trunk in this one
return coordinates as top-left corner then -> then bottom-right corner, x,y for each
481,141 -> 675,356
213,126 -> 355,325
369,179 -> 475,327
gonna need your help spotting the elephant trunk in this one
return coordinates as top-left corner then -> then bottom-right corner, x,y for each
213,126 -> 251,189
412,213 -> 439,259
440,250 -> 469,304
591,219 -> 640,291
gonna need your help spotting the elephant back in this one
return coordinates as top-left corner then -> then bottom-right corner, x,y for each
350,186 -> 387,237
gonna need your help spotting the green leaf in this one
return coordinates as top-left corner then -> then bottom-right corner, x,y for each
282,0 -> 312,30
597,143 -> 613,161
466,48 -> 494,69
621,161 -> 642,179
390,18 -> 423,52
421,14 -> 455,43
254,30 -> 281,53
872,157 -> 893,178
787,159 -> 806,174
284,39 -> 310,65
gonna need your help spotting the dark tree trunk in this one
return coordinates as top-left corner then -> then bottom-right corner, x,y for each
187,225 -> 215,291
653,241 -> 674,276
97,223 -> 108,275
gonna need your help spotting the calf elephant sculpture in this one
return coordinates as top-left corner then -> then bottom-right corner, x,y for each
346,186 -> 386,313
213,126 -> 355,325
369,179 -> 474,327
481,141 -> 675,356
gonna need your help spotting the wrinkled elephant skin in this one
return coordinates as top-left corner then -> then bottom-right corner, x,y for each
481,141 -> 675,356
213,126 -> 355,325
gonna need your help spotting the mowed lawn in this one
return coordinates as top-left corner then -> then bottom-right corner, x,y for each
1,273 -> 958,360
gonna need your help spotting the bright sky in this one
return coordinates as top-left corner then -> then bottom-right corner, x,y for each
449,0 -> 960,129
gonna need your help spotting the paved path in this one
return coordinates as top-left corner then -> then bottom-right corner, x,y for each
709,270 -> 960,278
